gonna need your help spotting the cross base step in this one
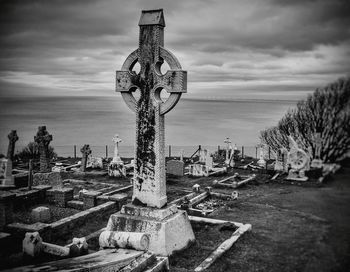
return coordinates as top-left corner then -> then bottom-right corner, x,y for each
106,204 -> 195,256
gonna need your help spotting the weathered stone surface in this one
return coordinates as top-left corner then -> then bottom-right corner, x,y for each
33,172 -> 63,187
99,230 -> 150,251
69,237 -> 88,257
66,200 -> 84,210
31,206 -> 51,223
82,190 -> 102,209
112,134 -> 123,163
23,231 -> 43,257
188,164 -> 209,177
106,204 -> 195,256
166,160 -> 185,176
0,158 -> 14,186
34,126 -> 53,173
47,188 -> 73,207
116,9 -> 187,208
80,144 -> 91,172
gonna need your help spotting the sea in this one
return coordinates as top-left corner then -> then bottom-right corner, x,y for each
0,95 -> 296,158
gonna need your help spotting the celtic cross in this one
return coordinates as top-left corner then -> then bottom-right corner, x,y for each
116,9 -> 187,208
7,130 -> 19,161
80,144 -> 92,172
34,126 -> 52,173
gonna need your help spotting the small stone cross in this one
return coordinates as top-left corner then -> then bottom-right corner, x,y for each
7,130 -> 18,161
115,9 -> 187,208
112,134 -> 123,163
80,144 -> 92,172
34,126 -> 52,173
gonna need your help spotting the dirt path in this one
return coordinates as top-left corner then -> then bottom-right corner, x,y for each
200,164 -> 350,272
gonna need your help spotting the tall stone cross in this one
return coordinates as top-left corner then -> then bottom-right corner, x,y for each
112,134 -> 123,163
34,126 -> 52,173
7,130 -> 19,161
80,144 -> 92,172
116,9 -> 187,208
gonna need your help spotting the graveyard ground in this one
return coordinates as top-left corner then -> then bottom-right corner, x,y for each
170,160 -> 350,272
2,159 -> 349,271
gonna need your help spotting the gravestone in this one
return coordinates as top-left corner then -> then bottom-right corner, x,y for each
108,134 -> 126,177
112,134 -> 123,163
166,160 -> 185,176
105,9 -> 194,256
257,145 -> 266,167
286,136 -> 310,181
311,132 -> 323,168
274,149 -> 284,171
1,130 -> 18,186
80,144 -> 91,172
224,137 -> 231,162
34,126 -> 52,173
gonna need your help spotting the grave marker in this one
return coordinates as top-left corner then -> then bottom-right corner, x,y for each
80,144 -> 91,172
34,126 -> 52,173
106,9 -> 194,256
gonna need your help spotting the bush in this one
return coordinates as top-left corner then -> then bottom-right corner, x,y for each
16,142 -> 57,163
260,77 -> 350,163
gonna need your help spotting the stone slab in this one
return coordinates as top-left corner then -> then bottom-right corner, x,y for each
31,206 -> 51,223
9,248 -> 146,272
166,160 -> 185,176
120,203 -> 178,221
66,200 -> 85,210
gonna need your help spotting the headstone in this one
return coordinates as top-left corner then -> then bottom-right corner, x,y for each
188,164 -> 209,177
23,232 -> 43,257
80,144 -> 91,172
112,134 -> 123,163
31,206 -> 51,223
199,149 -> 207,163
87,156 -> 103,169
286,136 -> 310,181
224,137 -> 232,162
180,149 -> 184,162
108,9 -> 194,256
274,149 -> 284,171
1,130 -> 18,186
205,152 -> 213,170
257,145 -> 266,167
34,126 -> 53,173
108,134 -> 125,177
166,160 -> 185,176
192,184 -> 200,192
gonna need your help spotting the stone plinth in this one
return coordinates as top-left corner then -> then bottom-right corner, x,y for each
0,191 -> 15,230
166,160 -> 185,176
82,190 -> 102,209
106,204 -> 195,256
31,206 -> 51,223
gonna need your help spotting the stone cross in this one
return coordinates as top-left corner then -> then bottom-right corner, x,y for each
80,144 -> 92,172
112,134 -> 123,163
7,130 -> 18,161
116,9 -> 187,208
34,126 -> 52,173
224,137 -> 231,161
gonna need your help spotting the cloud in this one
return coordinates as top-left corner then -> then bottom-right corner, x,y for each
0,0 -> 349,100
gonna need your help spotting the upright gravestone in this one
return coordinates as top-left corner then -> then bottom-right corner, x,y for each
112,134 -> 123,163
1,130 -> 18,186
108,134 -> 126,177
105,9 -> 194,256
224,137 -> 231,163
80,145 -> 91,172
34,126 -> 52,173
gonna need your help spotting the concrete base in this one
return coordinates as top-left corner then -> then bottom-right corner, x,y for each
105,204 -> 195,256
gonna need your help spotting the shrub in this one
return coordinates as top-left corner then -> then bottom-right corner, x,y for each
260,77 -> 350,163
17,142 -> 57,163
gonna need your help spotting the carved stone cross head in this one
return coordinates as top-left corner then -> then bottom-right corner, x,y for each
112,134 -> 122,145
80,144 -> 92,156
34,126 -> 52,146
115,9 -> 187,115
7,130 -> 18,160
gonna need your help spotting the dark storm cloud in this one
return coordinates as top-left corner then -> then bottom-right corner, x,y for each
0,0 -> 348,99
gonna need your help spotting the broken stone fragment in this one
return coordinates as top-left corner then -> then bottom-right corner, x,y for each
99,231 -> 150,251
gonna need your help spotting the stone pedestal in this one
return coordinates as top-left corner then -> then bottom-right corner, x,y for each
106,204 -> 195,256
31,206 -> 51,223
82,190 -> 102,209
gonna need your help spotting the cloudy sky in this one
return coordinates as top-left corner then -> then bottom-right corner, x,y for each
0,0 -> 349,101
